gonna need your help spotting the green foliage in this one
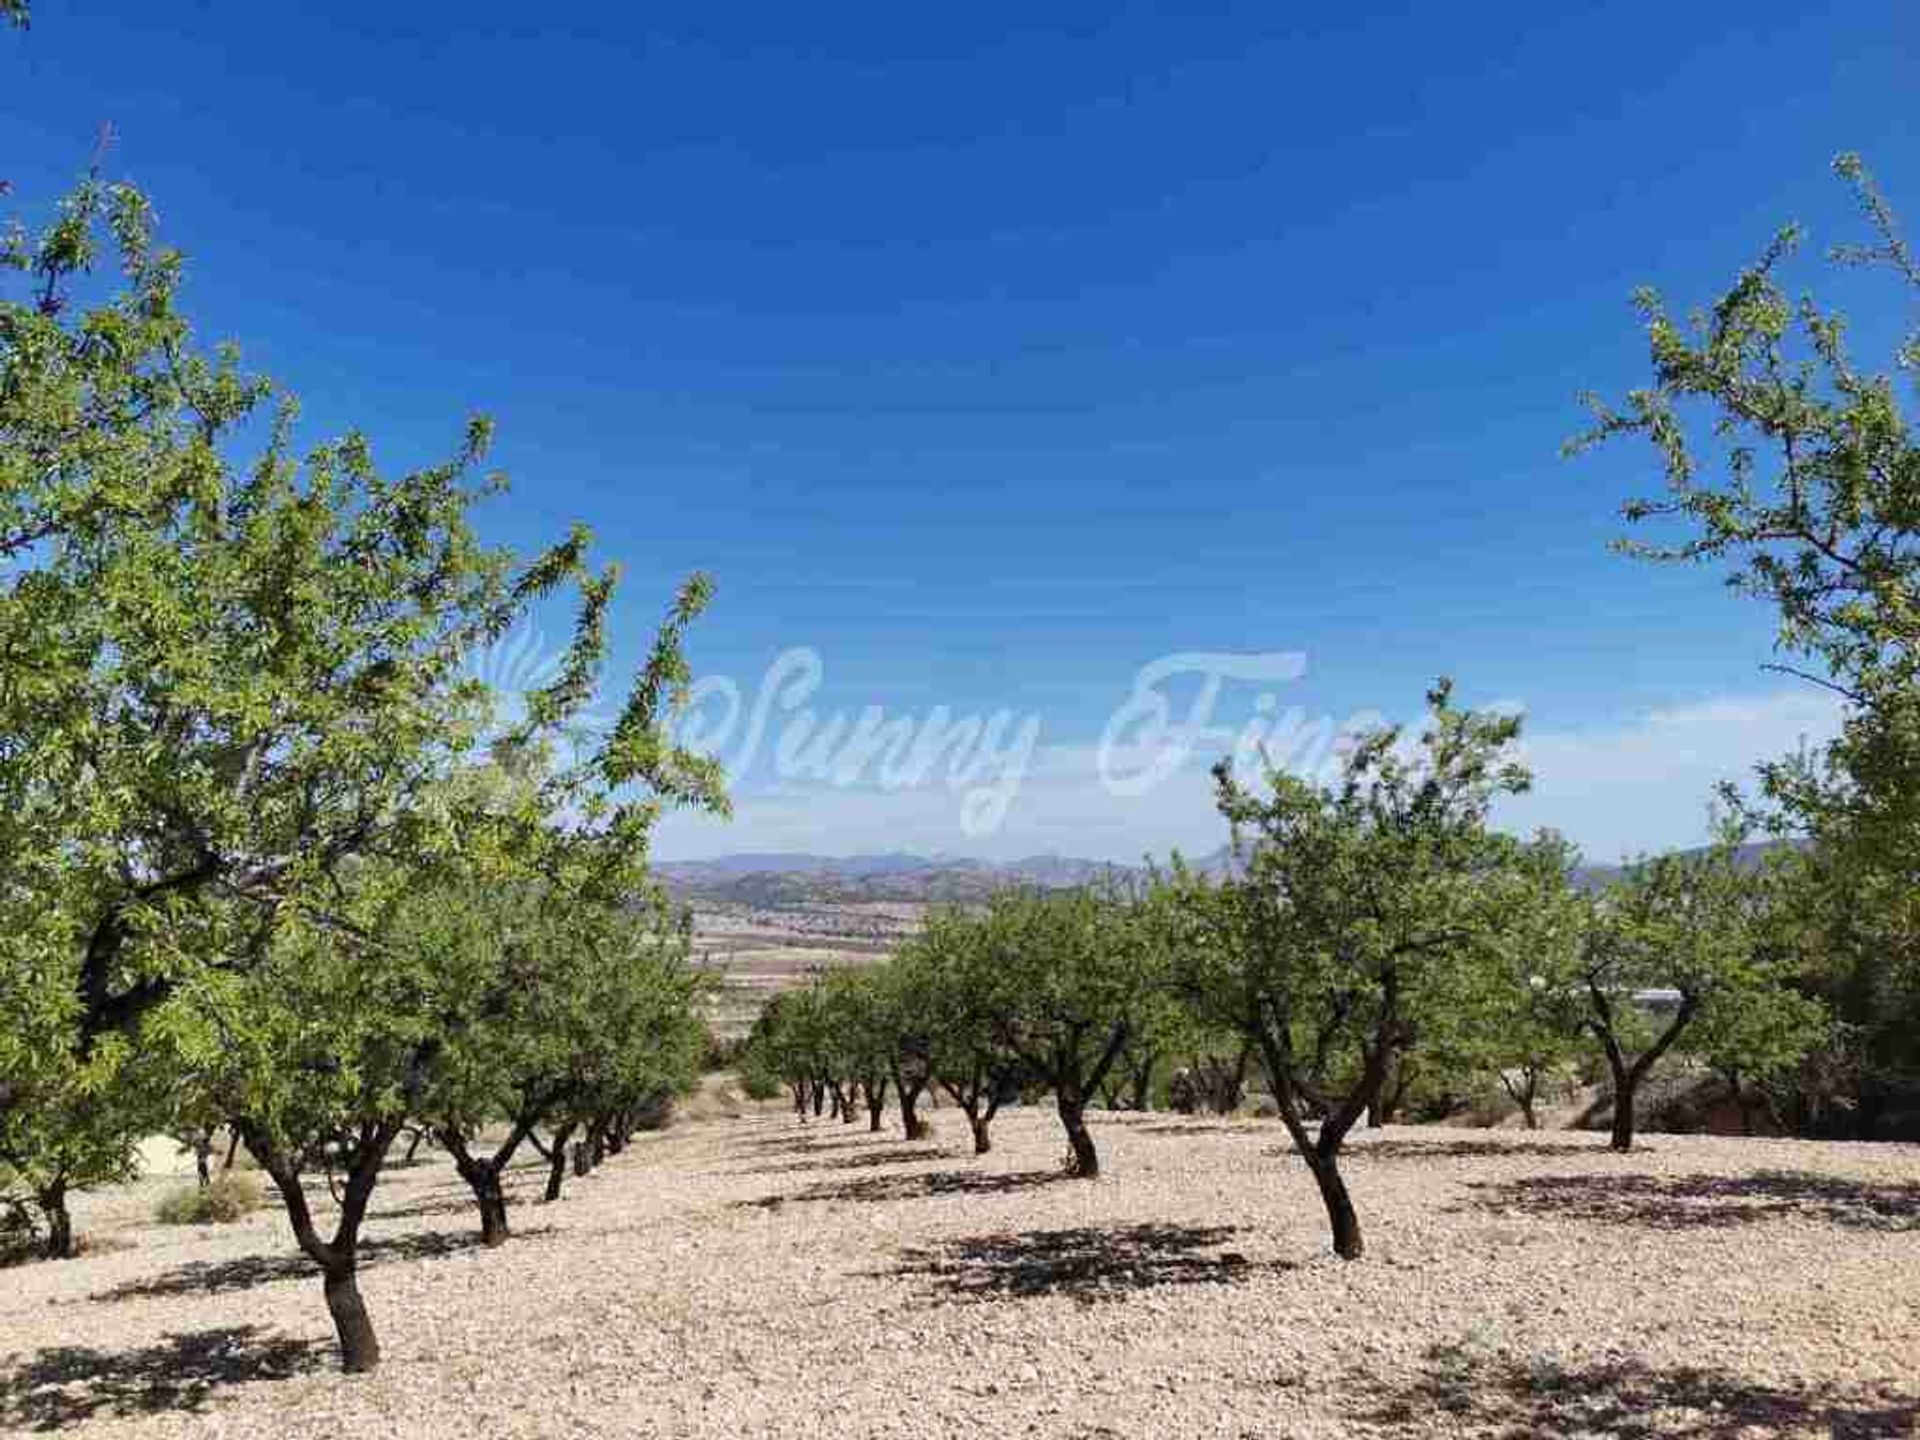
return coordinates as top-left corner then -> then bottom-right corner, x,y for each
892,906 -> 1016,1099
1573,155 -> 1919,1133
967,887 -> 1160,1081
736,1048 -> 784,1101
154,1172 -> 261,1225
0,175 -> 725,1364
1188,681 -> 1530,1119
1570,831 -> 1825,1147
1172,680 -> 1532,1254
1438,834 -> 1590,1124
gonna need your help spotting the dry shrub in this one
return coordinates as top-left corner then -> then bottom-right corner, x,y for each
155,1172 -> 262,1225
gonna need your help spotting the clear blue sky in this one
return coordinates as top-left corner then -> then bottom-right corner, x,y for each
6,2 -> 1915,860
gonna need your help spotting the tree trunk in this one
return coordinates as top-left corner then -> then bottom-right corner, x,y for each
544,1123 -> 576,1202
1589,989 -> 1696,1155
441,1129 -> 517,1246
324,1264 -> 380,1374
892,1062 -> 932,1140
194,1134 -> 213,1188
1127,1051 -> 1158,1111
223,1127 -> 242,1171
969,1112 -> 993,1155
477,1180 -> 509,1245
404,1127 -> 427,1164
1608,1053 -> 1638,1152
1305,1151 -> 1363,1259
1366,1050 -> 1395,1127
243,1116 -> 401,1374
1056,1086 -> 1099,1178
866,1077 -> 887,1132
40,1180 -> 74,1260
1501,1070 -> 1540,1131
1853,1078 -> 1884,1141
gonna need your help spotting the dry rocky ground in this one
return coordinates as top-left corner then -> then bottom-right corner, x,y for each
3,1107 -> 1917,1438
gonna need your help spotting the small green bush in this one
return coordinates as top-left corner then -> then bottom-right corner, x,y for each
155,1172 -> 262,1225
736,1050 -> 784,1100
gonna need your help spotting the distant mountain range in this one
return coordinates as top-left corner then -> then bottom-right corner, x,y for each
1568,840 -> 1800,892
658,839 -> 1799,908
655,851 -> 1161,905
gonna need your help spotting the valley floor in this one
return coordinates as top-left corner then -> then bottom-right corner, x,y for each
3,1109 -> 1917,1438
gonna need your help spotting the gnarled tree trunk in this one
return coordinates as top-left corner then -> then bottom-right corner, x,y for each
1499,1068 -> 1541,1130
969,1113 -> 994,1155
323,1261 -> 380,1373
39,1178 -> 73,1260
940,1064 -> 1002,1155
1588,983 -> 1698,1153
893,1062 -> 931,1140
244,1117 -> 402,1373
544,1122 -> 576,1202
1303,1149 -> 1363,1259
1056,1082 -> 1099,1178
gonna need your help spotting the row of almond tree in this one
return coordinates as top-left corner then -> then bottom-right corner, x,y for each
0,180 -> 729,1372
743,688 -> 1825,1262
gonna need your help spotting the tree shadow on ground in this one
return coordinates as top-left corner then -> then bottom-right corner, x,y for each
371,1194 -> 484,1222
91,1227 -> 533,1303
736,1168 -> 1071,1210
885,1223 -> 1288,1304
1465,1169 -> 1920,1232
374,1185 -> 545,1222
1349,1341 -> 1918,1438
1131,1121 -> 1265,1138
737,1147 -> 958,1176
0,1325 -> 322,1431
1335,1138 -> 1616,1163
729,1133 -> 903,1158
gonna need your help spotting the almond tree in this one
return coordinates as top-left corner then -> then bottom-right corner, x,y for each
975,887 -> 1158,1178
401,751 -> 712,1244
1443,834 -> 1591,1130
2,178 -> 723,1369
895,910 -> 1014,1154
745,988 -> 831,1120
1173,682 -> 1529,1258
814,966 -> 900,1132
1571,155 -> 1918,1133
1577,835 -> 1822,1151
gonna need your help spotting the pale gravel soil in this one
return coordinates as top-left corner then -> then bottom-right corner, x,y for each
4,1111 -> 1917,1438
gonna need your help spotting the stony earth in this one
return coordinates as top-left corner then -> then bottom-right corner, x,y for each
3,1110 -> 1915,1438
